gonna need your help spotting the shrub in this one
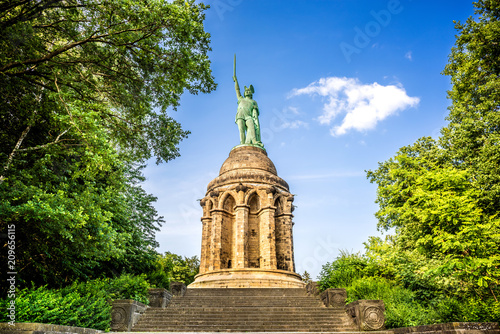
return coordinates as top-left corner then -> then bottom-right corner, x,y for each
0,285 -> 111,331
0,274 -> 152,330
318,251 -> 369,290
346,277 -> 440,328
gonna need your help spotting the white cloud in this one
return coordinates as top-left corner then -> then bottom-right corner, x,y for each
405,51 -> 413,61
289,77 -> 419,136
281,120 -> 309,129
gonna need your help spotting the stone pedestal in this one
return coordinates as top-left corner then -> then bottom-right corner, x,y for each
190,146 -> 304,288
346,299 -> 386,331
170,282 -> 187,296
110,300 -> 147,332
320,288 -> 347,307
148,288 -> 172,308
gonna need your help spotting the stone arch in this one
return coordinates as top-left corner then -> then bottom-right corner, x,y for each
220,193 -> 235,269
243,188 -> 258,205
218,190 -> 238,209
248,192 -> 260,213
274,196 -> 283,215
247,192 -> 261,268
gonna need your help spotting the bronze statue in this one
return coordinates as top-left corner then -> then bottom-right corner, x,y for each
233,55 -> 263,148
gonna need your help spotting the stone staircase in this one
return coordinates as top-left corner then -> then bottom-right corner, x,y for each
131,288 -> 359,332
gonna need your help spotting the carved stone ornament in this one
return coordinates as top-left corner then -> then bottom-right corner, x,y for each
111,306 -> 127,327
346,299 -> 385,331
363,306 -> 385,330
235,183 -> 248,193
210,190 -> 219,198
110,300 -> 147,332
266,186 -> 277,195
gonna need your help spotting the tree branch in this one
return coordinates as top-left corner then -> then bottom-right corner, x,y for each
17,128 -> 72,152
0,120 -> 33,185
0,27 -> 152,74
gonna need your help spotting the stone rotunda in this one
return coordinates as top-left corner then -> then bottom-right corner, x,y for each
189,145 -> 305,288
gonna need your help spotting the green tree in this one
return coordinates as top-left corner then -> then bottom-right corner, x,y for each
300,271 -> 313,284
157,252 -> 200,285
0,0 -> 215,290
441,0 -> 500,216
366,0 -> 500,318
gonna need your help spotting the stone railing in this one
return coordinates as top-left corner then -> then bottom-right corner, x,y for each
148,288 -> 173,308
111,282 -> 186,332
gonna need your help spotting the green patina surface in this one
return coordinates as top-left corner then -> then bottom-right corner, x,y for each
233,54 -> 264,150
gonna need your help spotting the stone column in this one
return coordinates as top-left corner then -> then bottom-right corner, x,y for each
234,205 -> 249,268
199,215 -> 212,274
281,213 -> 294,272
209,211 -> 223,271
259,206 -> 277,270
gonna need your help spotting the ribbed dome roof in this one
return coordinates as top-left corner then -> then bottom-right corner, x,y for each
219,146 -> 277,176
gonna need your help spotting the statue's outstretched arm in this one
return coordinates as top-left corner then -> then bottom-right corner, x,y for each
233,54 -> 242,99
234,75 -> 242,99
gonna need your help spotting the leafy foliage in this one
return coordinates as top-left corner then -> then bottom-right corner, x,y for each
346,277 -> 439,328
0,0 -> 215,292
157,252 -> 200,286
358,1 -> 500,324
321,8 -> 500,316
0,286 -> 111,330
0,274 -> 152,330
318,251 -> 369,290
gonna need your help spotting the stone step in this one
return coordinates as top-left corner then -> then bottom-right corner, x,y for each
122,332 -> 388,334
131,288 -> 357,332
145,309 -> 343,315
168,301 -> 324,305
132,326 -> 358,332
170,297 -> 320,304
136,317 -> 350,323
136,322 -> 350,328
166,303 -> 325,307
147,306 -> 341,311
133,328 -> 358,332
185,288 -> 308,296
142,311 -> 347,317
141,310 -> 349,317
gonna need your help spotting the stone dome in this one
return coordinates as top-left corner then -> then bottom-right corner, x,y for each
219,146 -> 277,176
207,146 -> 289,192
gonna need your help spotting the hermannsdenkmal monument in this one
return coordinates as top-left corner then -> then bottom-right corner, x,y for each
189,55 -> 304,288
108,57 -> 498,334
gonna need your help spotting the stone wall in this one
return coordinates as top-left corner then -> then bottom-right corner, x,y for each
393,322 -> 500,334
0,323 -> 100,334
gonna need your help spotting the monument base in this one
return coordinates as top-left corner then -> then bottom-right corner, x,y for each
188,268 -> 305,288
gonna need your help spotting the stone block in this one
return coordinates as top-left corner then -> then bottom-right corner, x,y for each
148,288 -> 172,308
320,288 -> 347,307
305,281 -> 321,296
346,299 -> 385,331
170,281 -> 187,297
110,299 -> 147,332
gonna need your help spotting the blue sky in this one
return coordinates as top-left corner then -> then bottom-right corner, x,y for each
143,0 -> 475,278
